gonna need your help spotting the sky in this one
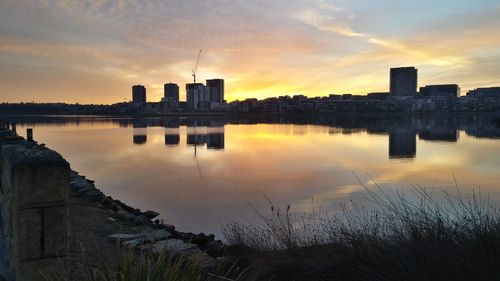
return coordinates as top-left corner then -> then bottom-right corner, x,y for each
0,0 -> 499,104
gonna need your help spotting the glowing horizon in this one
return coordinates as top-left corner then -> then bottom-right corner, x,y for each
1,1 -> 500,104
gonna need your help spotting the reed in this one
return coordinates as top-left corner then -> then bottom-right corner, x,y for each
223,180 -> 500,280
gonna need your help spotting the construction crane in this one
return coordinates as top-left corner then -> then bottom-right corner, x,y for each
192,49 -> 202,84
190,49 -> 203,178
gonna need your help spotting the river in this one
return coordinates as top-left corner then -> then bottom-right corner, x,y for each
7,114 -> 500,237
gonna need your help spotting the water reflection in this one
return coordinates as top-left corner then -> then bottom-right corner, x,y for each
122,115 -> 500,159
6,114 -> 500,235
132,118 -> 225,150
165,131 -> 180,146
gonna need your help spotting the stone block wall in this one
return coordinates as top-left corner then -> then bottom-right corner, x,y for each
0,126 -> 69,280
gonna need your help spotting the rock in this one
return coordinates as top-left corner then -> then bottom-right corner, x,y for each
74,187 -> 94,196
133,215 -> 152,226
109,233 -> 143,240
191,233 -> 210,248
162,224 -> 176,232
206,240 -> 225,257
163,224 -> 175,232
115,210 -> 129,220
177,232 -> 195,242
152,239 -> 198,256
148,229 -> 172,241
122,238 -> 143,247
125,213 -> 136,222
70,179 -> 93,191
99,198 -> 114,210
119,203 -> 136,213
144,210 -> 160,219
85,189 -> 103,202
110,203 -> 119,212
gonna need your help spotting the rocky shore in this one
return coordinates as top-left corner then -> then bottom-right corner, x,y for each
68,170 -> 227,280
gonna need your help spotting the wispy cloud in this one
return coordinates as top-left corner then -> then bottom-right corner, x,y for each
0,0 -> 499,103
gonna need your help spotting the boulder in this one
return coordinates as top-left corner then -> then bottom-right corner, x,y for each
152,239 -> 197,256
84,189 -> 103,202
133,215 -> 152,226
122,238 -> 143,248
144,210 -> 160,219
70,179 -> 93,191
109,233 -> 143,241
206,240 -> 225,257
148,229 -> 172,241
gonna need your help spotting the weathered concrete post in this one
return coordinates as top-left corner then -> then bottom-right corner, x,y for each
0,138 -> 69,280
26,128 -> 33,142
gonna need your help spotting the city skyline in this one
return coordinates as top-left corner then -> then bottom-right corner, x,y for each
1,1 -> 500,104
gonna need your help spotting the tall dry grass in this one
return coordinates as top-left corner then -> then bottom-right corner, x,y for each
223,178 -> 500,280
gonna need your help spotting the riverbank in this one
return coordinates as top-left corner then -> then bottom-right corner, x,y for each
67,170 -> 226,280
2,117 -> 500,280
0,123 -> 229,280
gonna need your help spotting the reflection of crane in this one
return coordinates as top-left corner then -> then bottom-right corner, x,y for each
192,49 -> 202,83
192,125 -> 204,179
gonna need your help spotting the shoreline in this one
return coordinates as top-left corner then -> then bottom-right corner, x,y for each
68,169 -> 226,280
0,124 -> 227,280
3,110 -> 500,119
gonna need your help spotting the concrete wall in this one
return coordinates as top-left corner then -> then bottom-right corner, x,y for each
0,125 -> 69,280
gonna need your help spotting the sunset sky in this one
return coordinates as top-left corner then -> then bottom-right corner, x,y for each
1,0 -> 499,104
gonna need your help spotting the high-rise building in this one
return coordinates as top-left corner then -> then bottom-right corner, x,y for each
132,85 -> 146,105
390,67 -> 417,97
164,83 -> 179,102
186,83 -> 206,110
420,84 -> 460,98
206,79 -> 224,104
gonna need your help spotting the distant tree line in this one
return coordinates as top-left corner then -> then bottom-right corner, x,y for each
0,102 -> 131,115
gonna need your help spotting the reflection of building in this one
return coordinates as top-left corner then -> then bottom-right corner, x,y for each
164,122 -> 180,146
165,134 -> 179,145
186,126 -> 225,150
187,133 -> 207,145
389,129 -> 416,159
419,130 -> 458,142
207,133 -> 224,149
390,67 -> 417,97
132,117 -> 147,145
133,134 -> 147,145
132,85 -> 147,105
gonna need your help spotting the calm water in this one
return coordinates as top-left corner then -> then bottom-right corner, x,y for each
8,114 -> 500,236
